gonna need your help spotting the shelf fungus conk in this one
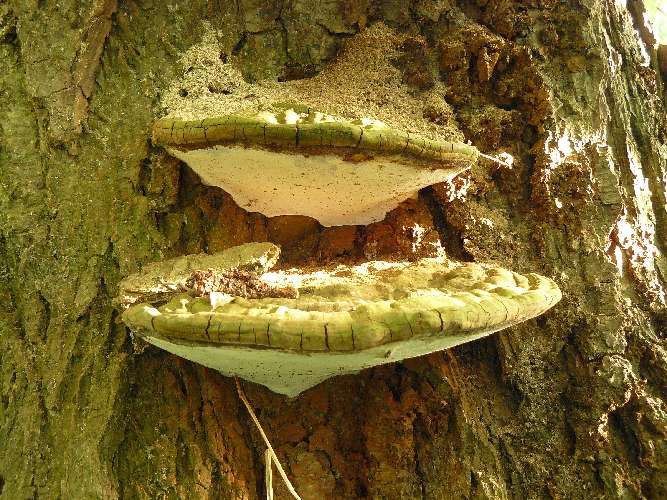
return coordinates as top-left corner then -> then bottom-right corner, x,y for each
120,243 -> 562,397
152,107 -> 480,226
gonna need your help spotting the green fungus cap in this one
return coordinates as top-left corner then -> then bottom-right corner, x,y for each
152,106 -> 480,226
121,243 -> 561,397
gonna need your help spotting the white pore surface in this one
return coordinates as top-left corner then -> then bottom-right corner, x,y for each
144,330 -> 492,397
169,146 -> 459,226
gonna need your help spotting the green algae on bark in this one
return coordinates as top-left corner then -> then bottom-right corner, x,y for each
120,243 -> 562,396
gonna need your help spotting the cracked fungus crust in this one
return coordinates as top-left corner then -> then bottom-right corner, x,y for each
153,107 -> 479,226
121,244 -> 561,396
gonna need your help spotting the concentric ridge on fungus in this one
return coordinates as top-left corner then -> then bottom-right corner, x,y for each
152,107 -> 480,226
121,243 -> 562,397
153,107 -> 479,165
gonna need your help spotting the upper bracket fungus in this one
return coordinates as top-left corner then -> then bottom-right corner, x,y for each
152,105 -> 479,226
120,243 -> 561,397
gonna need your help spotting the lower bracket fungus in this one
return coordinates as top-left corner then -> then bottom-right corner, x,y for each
120,243 -> 561,397
152,105 -> 479,226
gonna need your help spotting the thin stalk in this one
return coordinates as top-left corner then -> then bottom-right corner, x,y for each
235,377 -> 301,500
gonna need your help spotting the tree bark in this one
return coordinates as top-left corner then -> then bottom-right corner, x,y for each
1,0 -> 666,498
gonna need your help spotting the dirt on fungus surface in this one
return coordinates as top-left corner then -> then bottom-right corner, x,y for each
185,268 -> 297,299
161,22 -> 465,143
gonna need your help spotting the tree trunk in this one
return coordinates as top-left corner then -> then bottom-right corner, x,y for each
1,0 -> 666,498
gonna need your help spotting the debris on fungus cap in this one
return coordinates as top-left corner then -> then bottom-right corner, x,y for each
152,106 -> 479,226
121,243 -> 562,397
117,242 -> 281,307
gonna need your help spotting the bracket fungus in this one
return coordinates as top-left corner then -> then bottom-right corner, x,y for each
152,105 -> 479,226
120,243 -> 561,397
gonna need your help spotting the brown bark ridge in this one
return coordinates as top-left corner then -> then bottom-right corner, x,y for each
1,0 -> 665,498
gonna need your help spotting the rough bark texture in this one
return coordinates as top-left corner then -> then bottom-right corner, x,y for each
1,0 -> 666,499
